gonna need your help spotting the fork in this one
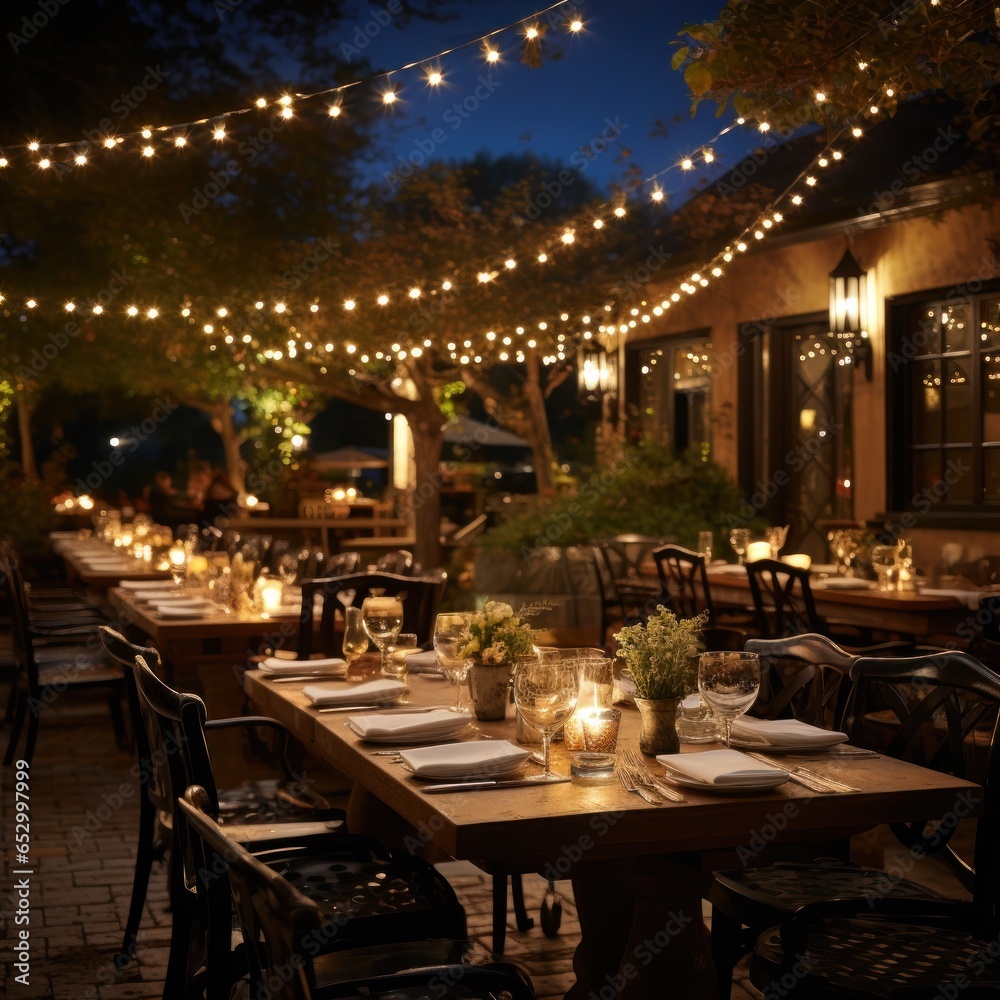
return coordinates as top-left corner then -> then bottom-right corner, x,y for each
620,749 -> 686,802
615,763 -> 662,805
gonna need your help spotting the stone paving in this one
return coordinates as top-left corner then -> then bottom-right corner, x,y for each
0,680 -> 766,999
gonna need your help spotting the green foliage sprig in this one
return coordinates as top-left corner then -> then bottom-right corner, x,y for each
614,607 -> 707,701
458,599 -> 553,666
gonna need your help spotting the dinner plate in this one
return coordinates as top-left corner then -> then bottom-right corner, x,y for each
729,738 -> 847,754
155,605 -> 215,617
812,578 -> 874,590
659,764 -> 788,794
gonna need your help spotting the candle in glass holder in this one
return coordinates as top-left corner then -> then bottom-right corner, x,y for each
746,541 -> 771,562
781,553 -> 812,571
569,708 -> 621,778
256,577 -> 283,615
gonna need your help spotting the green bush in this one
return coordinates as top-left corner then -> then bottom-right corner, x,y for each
0,465 -> 59,565
479,442 -> 753,553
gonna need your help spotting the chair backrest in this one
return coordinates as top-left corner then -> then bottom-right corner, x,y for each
745,633 -> 859,730
98,627 -> 170,812
297,571 -> 447,659
374,549 -> 414,575
745,558 -> 822,637
844,650 -> 1000,928
652,544 -> 717,622
326,550 -> 360,576
178,786 -> 474,1000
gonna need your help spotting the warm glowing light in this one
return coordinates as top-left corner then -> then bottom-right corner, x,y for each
309,303 -> 319,312
381,88 -> 397,105
280,107 -> 293,119
426,68 -> 444,86
651,188 -> 664,202
103,138 -> 117,149
408,287 -> 421,299
852,127 -> 863,138
504,258 -> 516,269
274,302 -> 287,313
569,18 -> 583,31
92,304 -> 103,315
593,218 -> 604,229
477,271 -> 494,283
560,230 -> 575,244
278,94 -> 292,106
441,280 -> 452,291
174,136 -> 187,147
142,145 -> 155,157
203,324 -> 213,334
377,294 -> 389,306
681,157 -> 693,170
805,176 -> 817,186
703,149 -> 714,163
39,159 -> 51,169
613,206 -> 626,218
126,305 -> 139,317
870,105 -> 879,115
736,242 -> 747,252
344,299 -> 356,310
213,126 -> 226,140
146,308 -> 158,319
792,194 -> 804,205
254,300 -> 264,310
255,98 -> 267,109
485,47 -> 500,63
74,154 -> 87,166
537,253 -> 548,262
25,299 -> 37,309
28,142 -> 39,152
64,302 -> 76,312
885,87 -> 894,97
141,128 -> 153,139
858,61 -> 868,70
525,25 -> 539,39
758,122 -> 770,132
328,104 -> 342,118
815,91 -> 826,103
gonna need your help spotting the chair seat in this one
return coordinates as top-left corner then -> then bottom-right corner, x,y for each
37,659 -> 123,686
216,778 -> 344,827
753,917 -> 1000,997
712,860 -> 951,925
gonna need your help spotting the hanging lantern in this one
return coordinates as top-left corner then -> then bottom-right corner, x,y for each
828,248 -> 872,379
577,345 -> 609,402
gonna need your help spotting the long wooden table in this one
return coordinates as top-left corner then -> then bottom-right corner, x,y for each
245,668 -> 979,995
53,537 -> 172,589
226,515 -> 411,554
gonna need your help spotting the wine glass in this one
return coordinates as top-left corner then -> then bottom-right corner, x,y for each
361,596 -> 404,677
513,659 -> 580,778
433,612 -> 474,712
342,605 -> 369,668
765,525 -> 789,560
698,651 -> 760,749
276,553 -> 298,587
729,528 -> 751,565
871,545 -> 898,592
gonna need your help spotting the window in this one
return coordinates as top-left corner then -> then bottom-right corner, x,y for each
890,291 -> 1000,513
629,336 -> 713,458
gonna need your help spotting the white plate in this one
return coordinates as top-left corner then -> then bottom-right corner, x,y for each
155,605 -> 214,617
409,762 -> 528,783
399,740 -> 530,780
729,739 -> 847,755
659,765 -> 788,794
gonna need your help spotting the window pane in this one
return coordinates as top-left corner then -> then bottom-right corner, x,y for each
910,305 -> 941,355
943,449 -> 974,503
983,351 -> 1000,444
912,359 -> 941,444
944,358 -> 972,443
912,450 -> 941,497
984,448 -> 1000,504
941,303 -> 971,353
979,299 -> 1000,350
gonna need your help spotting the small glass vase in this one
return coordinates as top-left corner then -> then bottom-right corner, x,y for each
634,697 -> 680,756
467,660 -> 512,721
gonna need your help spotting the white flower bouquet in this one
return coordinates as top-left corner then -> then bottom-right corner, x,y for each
457,600 -> 548,665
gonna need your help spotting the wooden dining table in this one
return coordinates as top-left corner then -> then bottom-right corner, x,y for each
52,536 -> 172,589
244,667 -> 981,998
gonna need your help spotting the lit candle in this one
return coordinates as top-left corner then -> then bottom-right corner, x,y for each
168,542 -> 186,568
259,579 -> 283,613
746,541 -> 772,562
782,553 -> 812,571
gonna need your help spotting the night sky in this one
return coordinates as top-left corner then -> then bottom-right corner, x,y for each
355,0 -> 747,201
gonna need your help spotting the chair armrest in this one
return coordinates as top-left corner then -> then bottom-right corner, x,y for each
204,715 -> 295,780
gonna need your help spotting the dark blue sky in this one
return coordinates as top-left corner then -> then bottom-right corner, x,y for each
357,0 -> 747,199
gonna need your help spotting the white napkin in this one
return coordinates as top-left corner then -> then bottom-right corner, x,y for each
711,564 -> 748,575
303,678 -> 406,707
260,656 -> 347,675
730,717 -> 848,748
347,709 -> 472,741
121,579 -> 175,590
920,588 -> 983,610
399,740 -> 529,779
656,749 -> 788,786
153,602 -> 211,615
406,650 -> 442,673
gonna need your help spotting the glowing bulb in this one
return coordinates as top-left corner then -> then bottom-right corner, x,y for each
736,242 -> 747,252
651,188 -> 664,202
99,139 -> 115,152
254,301 -> 264,310
441,280 -> 452,291
832,150 -> 843,160
805,176 -> 817,186
593,218 -> 604,229
504,258 -> 516,269
818,156 -> 829,167
885,87 -> 894,97
309,303 -> 319,312
92,304 -> 103,315
278,94 -> 292,106
485,48 -> 499,63
773,212 -> 783,222
792,194 -> 803,205
280,107 -> 293,119
28,141 -> 39,152
703,149 -> 714,163
408,287 -> 421,299
213,126 -> 226,140
711,267 -> 722,277
39,158 -> 50,169
344,299 -> 356,310
377,294 -> 389,306
146,308 -> 158,319
681,157 -> 693,170
74,154 -> 87,166
614,206 -> 626,218
26,299 -> 37,308
126,305 -> 139,317
852,127 -> 863,138
64,302 -> 75,312
203,324 -> 213,334
142,145 -> 154,157
525,25 -> 539,39
858,61 -> 868,70
815,91 -> 826,103
477,271 -> 493,283
537,252 -> 548,262
560,230 -> 575,243
754,230 -> 764,239
759,122 -> 770,132
255,98 -> 267,109
141,128 -> 152,139
870,105 -> 879,115
569,18 -> 583,31
328,104 -> 342,118
426,68 -> 443,87
174,136 -> 187,147
381,88 -> 397,105
274,302 -> 286,313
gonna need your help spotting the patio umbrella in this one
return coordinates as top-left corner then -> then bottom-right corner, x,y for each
442,415 -> 528,448
310,446 -> 389,470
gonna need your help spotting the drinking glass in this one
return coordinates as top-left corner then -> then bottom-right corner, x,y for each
697,531 -> 713,562
276,553 -> 298,587
361,596 -> 403,677
513,659 -> 580,778
342,605 -> 369,668
871,545 -> 898,592
765,525 -> 789,560
698,651 -> 760,749
433,612 -> 474,712
729,528 -> 751,565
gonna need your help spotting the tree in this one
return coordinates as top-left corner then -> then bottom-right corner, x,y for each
674,1 -> 1000,141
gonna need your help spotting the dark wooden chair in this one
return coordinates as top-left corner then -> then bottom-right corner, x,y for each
710,650 -> 1000,999
178,785 -> 474,1000
296,571 -> 446,659
374,549 -> 414,575
1,546 -> 126,766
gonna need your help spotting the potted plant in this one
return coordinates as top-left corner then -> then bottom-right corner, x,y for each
458,600 -> 546,720
614,607 -> 708,754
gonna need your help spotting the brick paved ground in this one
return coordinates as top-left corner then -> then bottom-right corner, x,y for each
0,673 -> 765,999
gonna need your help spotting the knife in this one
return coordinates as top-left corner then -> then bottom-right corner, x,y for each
422,776 -> 571,793
316,704 -> 449,714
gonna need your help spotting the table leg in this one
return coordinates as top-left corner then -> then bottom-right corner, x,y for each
567,857 -> 716,1000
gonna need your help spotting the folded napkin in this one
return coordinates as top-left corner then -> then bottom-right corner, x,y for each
730,717 -> 848,748
405,650 -> 443,673
260,656 -> 347,675
920,588 -> 983,610
153,602 -> 211,615
399,739 -> 529,779
303,678 -> 406,707
347,709 -> 472,741
656,749 -> 788,786
121,579 -> 175,590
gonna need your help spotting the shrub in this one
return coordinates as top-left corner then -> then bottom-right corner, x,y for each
479,441 -> 752,553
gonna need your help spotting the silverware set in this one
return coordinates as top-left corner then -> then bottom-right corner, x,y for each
744,751 -> 861,793
615,747 -> 685,803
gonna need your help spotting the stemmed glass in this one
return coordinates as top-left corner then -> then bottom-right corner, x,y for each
830,529 -> 861,576
765,525 -> 789,560
361,596 -> 403,678
729,528 -> 751,565
433,612 -> 474,712
342,606 -> 369,669
697,651 -> 760,749
870,545 -> 898,592
276,553 -> 298,587
513,659 -> 580,778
